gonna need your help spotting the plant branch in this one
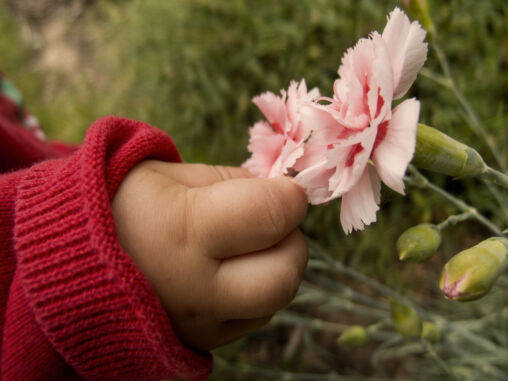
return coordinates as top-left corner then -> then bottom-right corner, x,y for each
406,165 -> 504,236
437,211 -> 474,230
479,167 -> 508,189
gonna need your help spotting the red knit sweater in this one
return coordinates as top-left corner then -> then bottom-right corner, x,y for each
0,99 -> 212,379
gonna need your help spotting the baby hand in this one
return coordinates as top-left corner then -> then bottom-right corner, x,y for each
112,160 -> 308,352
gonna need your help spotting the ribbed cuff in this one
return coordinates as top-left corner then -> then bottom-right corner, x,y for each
14,117 -> 212,381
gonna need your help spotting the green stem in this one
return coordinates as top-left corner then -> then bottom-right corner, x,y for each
214,356 -> 407,381
419,68 -> 451,88
293,287 -> 388,319
308,242 -> 430,319
272,310 -> 346,335
422,340 -> 460,381
406,165 -> 504,236
437,211 -> 474,230
482,180 -> 508,225
479,167 -> 508,189
272,311 -> 393,342
305,270 -> 389,311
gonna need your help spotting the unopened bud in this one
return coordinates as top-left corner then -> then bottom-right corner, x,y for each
412,124 -> 486,178
390,299 -> 422,339
421,322 -> 440,344
397,223 -> 442,263
337,325 -> 367,347
440,237 -> 508,301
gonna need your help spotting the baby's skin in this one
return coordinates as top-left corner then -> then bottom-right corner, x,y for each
112,160 -> 309,352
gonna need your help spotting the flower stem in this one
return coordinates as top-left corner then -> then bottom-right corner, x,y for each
479,167 -> 508,189
308,241 -> 430,318
422,340 -> 460,381
436,211 -> 474,230
406,166 -> 505,237
272,310 -> 346,334
215,355 -> 405,381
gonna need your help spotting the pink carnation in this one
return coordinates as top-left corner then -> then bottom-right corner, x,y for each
243,79 -> 320,178
243,8 -> 427,234
293,7 -> 427,234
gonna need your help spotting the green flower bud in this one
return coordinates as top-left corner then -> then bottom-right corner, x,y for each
397,223 -> 442,263
440,237 -> 508,301
337,325 -> 367,347
390,299 -> 422,339
421,322 -> 440,344
412,124 -> 486,178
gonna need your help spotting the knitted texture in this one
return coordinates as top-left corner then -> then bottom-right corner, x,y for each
1,116 -> 212,380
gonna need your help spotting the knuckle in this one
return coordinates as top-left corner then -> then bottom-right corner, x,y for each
212,165 -> 236,181
260,185 -> 288,239
181,188 -> 202,248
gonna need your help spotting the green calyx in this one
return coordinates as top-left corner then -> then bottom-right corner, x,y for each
390,299 -> 422,339
412,124 -> 486,178
337,325 -> 368,347
397,223 -> 442,263
440,237 -> 508,301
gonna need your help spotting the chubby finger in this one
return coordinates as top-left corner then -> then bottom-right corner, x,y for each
188,176 -> 308,258
213,230 -> 308,321
143,161 -> 254,187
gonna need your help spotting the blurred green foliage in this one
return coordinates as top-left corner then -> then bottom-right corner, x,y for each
0,0 -> 506,286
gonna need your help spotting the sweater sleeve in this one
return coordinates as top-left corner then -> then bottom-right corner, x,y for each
0,116 -> 212,381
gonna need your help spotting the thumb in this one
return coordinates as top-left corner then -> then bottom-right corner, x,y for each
186,176 -> 308,258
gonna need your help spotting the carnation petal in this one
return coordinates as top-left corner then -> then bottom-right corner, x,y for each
252,91 -> 287,133
340,166 -> 381,234
293,105 -> 343,171
335,38 -> 374,129
328,124 -> 378,199
382,7 -> 428,99
244,121 -> 285,178
269,139 -> 305,178
293,160 -> 335,204
372,98 -> 420,194
286,79 -> 320,139
369,33 -> 393,122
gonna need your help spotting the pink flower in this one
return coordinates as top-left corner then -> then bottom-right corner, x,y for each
243,79 -> 320,178
294,7 -> 427,234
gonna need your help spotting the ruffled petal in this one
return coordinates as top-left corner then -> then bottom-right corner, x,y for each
293,105 -> 343,171
327,123 -> 378,199
335,38 -> 374,129
372,98 -> 420,194
369,33 -> 393,123
293,160 -> 335,204
340,166 -> 381,234
243,121 -> 285,178
286,79 -> 320,140
268,139 -> 305,178
252,91 -> 287,133
382,7 -> 428,99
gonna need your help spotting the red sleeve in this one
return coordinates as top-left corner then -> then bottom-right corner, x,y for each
0,106 -> 76,172
0,116 -> 212,381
